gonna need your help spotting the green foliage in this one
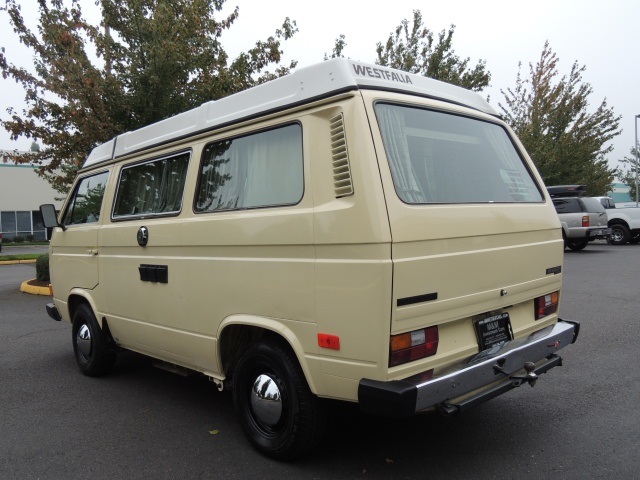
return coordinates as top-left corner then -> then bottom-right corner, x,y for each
617,146 -> 640,202
499,42 -> 620,196
13,236 -> 24,243
36,253 -> 50,282
0,0 -> 298,194
375,10 -> 490,91
324,35 -> 346,60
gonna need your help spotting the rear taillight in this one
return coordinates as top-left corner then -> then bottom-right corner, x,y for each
582,216 -> 589,227
534,291 -> 559,320
389,326 -> 438,367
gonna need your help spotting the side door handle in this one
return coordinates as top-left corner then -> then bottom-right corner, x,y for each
87,249 -> 99,255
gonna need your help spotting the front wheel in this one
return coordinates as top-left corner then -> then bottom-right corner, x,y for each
232,338 -> 326,460
607,224 -> 630,245
72,304 -> 116,376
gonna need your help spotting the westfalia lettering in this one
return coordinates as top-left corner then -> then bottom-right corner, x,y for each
352,64 -> 413,84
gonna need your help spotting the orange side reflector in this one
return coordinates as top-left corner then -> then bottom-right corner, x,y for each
48,284 -> 53,296
318,333 -> 340,350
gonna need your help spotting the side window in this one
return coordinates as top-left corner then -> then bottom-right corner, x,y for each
62,171 -> 109,226
113,152 -> 190,219
195,124 -> 303,212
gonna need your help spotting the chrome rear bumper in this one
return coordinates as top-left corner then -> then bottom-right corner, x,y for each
358,319 -> 579,418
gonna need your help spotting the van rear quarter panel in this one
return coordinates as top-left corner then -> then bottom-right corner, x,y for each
299,99 -> 393,399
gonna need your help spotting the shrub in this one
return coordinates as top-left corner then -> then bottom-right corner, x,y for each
26,234 -> 35,242
36,254 -> 50,282
14,236 -> 25,243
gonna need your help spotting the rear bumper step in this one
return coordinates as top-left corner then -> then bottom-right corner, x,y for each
436,353 -> 562,415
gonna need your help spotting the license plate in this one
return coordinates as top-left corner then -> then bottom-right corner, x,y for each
475,312 -> 512,351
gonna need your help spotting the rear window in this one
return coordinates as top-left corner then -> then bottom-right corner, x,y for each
374,103 -> 543,204
552,198 -> 583,214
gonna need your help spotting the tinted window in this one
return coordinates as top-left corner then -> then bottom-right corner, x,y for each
63,171 -> 109,226
374,103 -> 543,204
195,124 -> 303,212
552,198 -> 582,214
113,152 -> 189,218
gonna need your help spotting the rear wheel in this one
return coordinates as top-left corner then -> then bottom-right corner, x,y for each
566,239 -> 588,251
232,338 -> 326,460
607,224 -> 630,245
72,304 -> 116,376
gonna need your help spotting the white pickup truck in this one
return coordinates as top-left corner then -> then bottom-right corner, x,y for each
594,196 -> 640,244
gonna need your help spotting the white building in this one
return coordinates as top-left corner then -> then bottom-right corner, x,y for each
0,151 -> 64,240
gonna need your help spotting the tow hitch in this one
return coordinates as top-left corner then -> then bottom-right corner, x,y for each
493,360 -> 539,387
509,361 -> 538,387
437,355 -> 563,415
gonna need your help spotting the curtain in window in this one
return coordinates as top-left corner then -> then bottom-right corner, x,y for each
196,125 -> 303,212
114,153 -> 189,217
376,104 -> 423,203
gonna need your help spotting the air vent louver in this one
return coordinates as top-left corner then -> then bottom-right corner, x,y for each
330,114 -> 354,197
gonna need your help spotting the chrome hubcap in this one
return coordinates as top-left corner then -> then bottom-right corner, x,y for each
250,374 -> 282,426
76,324 -> 92,357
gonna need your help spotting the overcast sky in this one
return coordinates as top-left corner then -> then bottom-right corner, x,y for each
1,0 -> 638,170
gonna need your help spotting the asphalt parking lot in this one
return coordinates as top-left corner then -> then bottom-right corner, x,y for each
0,242 -> 638,479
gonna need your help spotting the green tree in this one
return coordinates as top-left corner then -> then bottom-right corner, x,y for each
0,0 -> 297,193
499,42 -> 620,195
375,10 -> 490,91
324,34 -> 346,60
617,146 -> 640,202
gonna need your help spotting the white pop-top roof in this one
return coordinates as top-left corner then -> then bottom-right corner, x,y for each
83,58 -> 497,168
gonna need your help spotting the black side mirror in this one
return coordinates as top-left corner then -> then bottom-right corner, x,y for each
40,204 -> 65,231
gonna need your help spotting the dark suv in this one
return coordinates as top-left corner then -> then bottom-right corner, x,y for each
548,185 -> 611,250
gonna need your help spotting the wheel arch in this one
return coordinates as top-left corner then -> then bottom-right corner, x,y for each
608,218 -> 630,228
218,315 -> 321,395
67,289 -> 100,326
67,291 -> 114,342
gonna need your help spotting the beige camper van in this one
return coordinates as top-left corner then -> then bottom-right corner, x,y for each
41,59 -> 579,459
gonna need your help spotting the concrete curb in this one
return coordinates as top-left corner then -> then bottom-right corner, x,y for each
0,259 -> 37,265
20,279 -> 52,296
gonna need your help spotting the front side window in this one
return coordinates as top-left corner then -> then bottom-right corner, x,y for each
375,103 -> 543,204
195,124 -> 303,212
63,171 -> 109,226
113,152 -> 189,219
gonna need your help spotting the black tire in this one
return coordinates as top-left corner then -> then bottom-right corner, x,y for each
607,224 -> 630,245
567,239 -> 588,251
232,338 -> 326,460
71,304 -> 116,376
